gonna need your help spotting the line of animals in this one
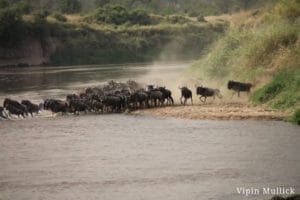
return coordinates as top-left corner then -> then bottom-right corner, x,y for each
0,80 -> 252,119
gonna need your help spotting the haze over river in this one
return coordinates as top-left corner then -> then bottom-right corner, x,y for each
0,63 -> 299,200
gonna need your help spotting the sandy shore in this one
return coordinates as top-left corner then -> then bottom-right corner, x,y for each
132,102 -> 290,120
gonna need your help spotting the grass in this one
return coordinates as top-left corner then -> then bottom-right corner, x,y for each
186,1 -> 300,123
251,68 -> 300,109
288,108 -> 300,125
46,17 -> 225,65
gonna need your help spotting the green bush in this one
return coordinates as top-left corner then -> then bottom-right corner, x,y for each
59,0 -> 82,14
11,1 -> 32,14
252,68 -> 300,109
166,15 -> 189,24
0,0 -> 9,8
197,15 -> 206,22
30,11 -> 50,39
289,108 -> 300,125
275,0 -> 300,19
92,5 -> 151,25
94,0 -> 110,7
52,12 -> 67,22
94,5 -> 129,25
0,7 -> 25,47
129,9 -> 151,25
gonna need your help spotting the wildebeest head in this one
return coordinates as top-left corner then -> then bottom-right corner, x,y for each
3,98 -> 12,108
147,85 -> 154,91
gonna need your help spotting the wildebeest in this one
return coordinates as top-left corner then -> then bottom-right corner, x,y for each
179,87 -> 193,105
91,100 -> 103,112
21,100 -> 40,117
69,99 -> 89,115
66,94 -> 80,102
196,86 -> 222,103
157,87 -> 174,105
102,95 -> 123,112
130,89 -> 149,109
5,104 -> 27,118
147,86 -> 164,107
3,98 -> 28,117
227,80 -> 253,97
44,99 -> 68,114
0,106 -> 7,119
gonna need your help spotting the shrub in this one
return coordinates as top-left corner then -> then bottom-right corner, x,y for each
94,5 -> 129,25
11,1 -> 32,14
129,9 -> 151,25
252,68 -> 300,109
0,0 -> 9,9
275,0 -> 300,20
53,12 -> 67,22
0,7 -> 25,47
289,108 -> 300,125
94,0 -> 110,7
31,11 -> 50,39
166,15 -> 189,24
197,15 -> 206,22
59,0 -> 82,14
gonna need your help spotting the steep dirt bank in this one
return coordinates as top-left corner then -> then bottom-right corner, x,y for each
132,102 -> 290,120
0,37 -> 58,67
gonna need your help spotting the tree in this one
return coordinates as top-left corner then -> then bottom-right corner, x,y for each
0,0 -> 9,9
0,7 -> 25,47
59,0 -> 82,14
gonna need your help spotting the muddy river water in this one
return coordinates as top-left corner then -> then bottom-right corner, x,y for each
0,63 -> 299,200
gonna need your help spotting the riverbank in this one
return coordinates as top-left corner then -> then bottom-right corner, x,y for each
132,102 -> 290,121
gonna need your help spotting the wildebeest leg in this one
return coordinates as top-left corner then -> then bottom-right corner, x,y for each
180,96 -> 183,104
184,98 -> 187,105
238,91 -> 240,97
170,97 -> 174,105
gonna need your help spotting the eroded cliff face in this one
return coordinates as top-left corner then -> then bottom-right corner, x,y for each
0,37 -> 59,67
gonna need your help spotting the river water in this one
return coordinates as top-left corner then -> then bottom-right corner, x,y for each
0,62 -> 190,102
0,63 -> 299,200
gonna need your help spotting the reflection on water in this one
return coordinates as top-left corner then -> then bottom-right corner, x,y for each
0,62 -> 191,101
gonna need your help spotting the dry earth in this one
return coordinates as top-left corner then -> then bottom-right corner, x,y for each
132,102 -> 290,121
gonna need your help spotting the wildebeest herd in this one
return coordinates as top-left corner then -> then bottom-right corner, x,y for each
0,80 -> 253,119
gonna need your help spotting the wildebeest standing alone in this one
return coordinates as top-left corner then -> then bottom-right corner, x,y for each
179,87 -> 193,105
227,80 -> 253,97
196,86 -> 222,103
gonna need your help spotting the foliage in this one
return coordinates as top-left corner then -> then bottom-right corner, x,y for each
0,0 -> 9,8
251,68 -> 300,109
10,1 -> 32,14
52,12 -> 67,22
0,7 -> 25,47
91,5 -> 151,25
166,15 -> 190,24
59,0 -> 82,14
129,9 -> 151,25
186,1 -> 300,123
289,108 -> 300,125
94,0 -> 110,7
48,22 -> 223,65
275,0 -> 300,20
